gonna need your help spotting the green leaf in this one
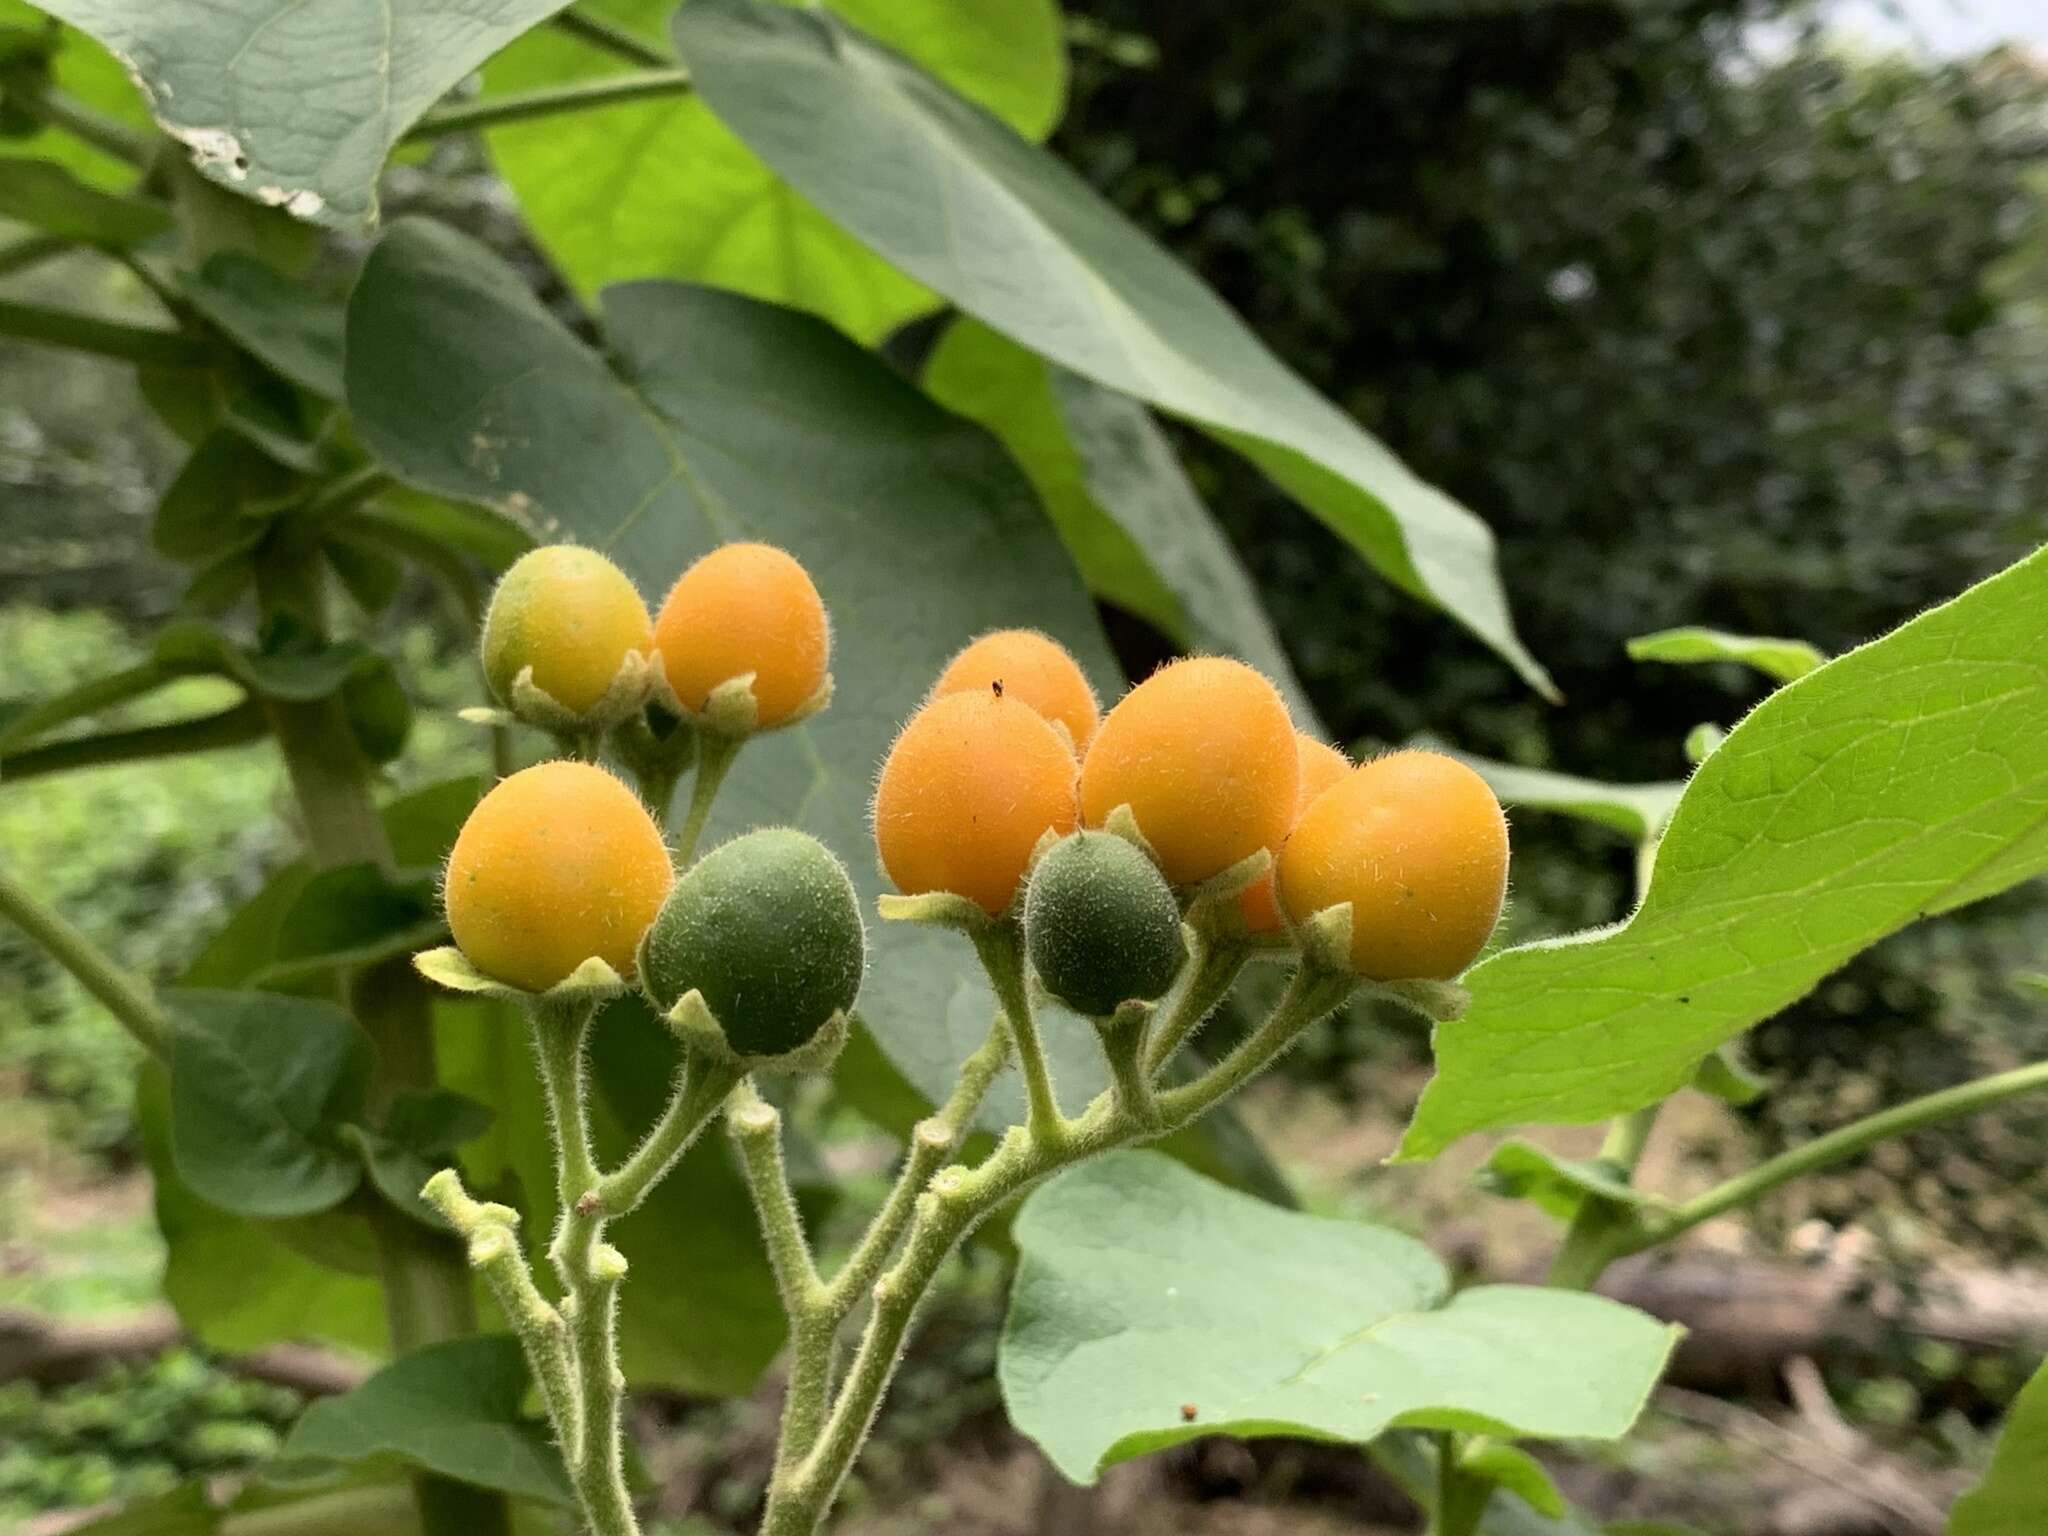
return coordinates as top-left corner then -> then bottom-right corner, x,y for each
1000,1152 -> 1680,1483
0,2 -> 150,186
0,154 -> 170,241
926,318 -> 1317,724
1398,547 -> 2048,1160
1445,750 -> 1684,845
387,1088 -> 495,1155
1478,1140 -> 1663,1224
1460,1440 -> 1567,1519
1950,1358 -> 2048,1536
56,1484 -> 218,1536
285,1335 -> 574,1505
29,0 -> 575,226
1682,723 -> 1726,764
1626,626 -> 1825,683
483,0 -> 1064,341
340,654 -> 414,764
261,862 -> 443,983
1689,1045 -> 1767,1107
166,988 -> 372,1218
183,253 -> 346,397
152,430 -> 306,563
154,617 -> 387,704
1372,1435 -> 1611,1536
670,0 -> 1548,693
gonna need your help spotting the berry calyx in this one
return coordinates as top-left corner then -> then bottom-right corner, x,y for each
443,761 -> 672,992
1237,734 -> 1353,933
1278,750 -> 1509,981
1025,831 -> 1184,1017
933,629 -> 1100,750
640,828 -> 864,1060
481,545 -> 652,717
873,689 -> 1078,916
654,542 -> 830,728
1079,657 -> 1298,886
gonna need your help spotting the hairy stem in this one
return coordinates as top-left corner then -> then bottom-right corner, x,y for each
972,924 -> 1065,1148
673,731 -> 742,863
1545,1104 -> 1660,1290
1143,931 -> 1250,1073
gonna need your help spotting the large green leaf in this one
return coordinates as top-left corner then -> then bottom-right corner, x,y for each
26,0 -> 573,224
483,0 -> 1064,341
1000,1152 -> 1678,1484
670,0 -> 1548,693
1950,1358 -> 2048,1536
1398,548 -> 2048,1160
285,1335 -> 573,1506
926,317 -> 1316,725
165,988 -> 372,1219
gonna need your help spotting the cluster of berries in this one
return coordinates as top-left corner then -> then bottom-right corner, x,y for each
441,542 -> 1509,1066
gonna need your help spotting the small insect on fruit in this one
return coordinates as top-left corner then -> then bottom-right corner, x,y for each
443,761 -> 673,993
873,689 -> 1079,916
1025,830 -> 1184,1018
655,542 -> 829,727
640,827 -> 864,1061
1080,657 -> 1298,886
481,545 -> 653,716
1237,733 -> 1353,933
933,629 -> 1100,751
1278,750 -> 1509,981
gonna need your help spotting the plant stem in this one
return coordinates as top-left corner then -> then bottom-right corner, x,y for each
0,658 -> 195,753
1143,931 -> 1250,1073
0,296 -> 208,366
0,233 -> 71,280
0,700 -> 267,781
0,868 -> 172,1059
254,535 -> 505,1536
972,923 -> 1065,1148
1639,1057 -> 2048,1251
12,82 -> 156,167
598,1052 -> 742,1215
550,9 -> 673,68
1430,1431 -> 1489,1536
1545,1104 -> 1660,1290
406,71 -> 693,141
673,731 -> 741,862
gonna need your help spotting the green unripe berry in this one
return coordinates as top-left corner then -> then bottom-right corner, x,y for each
1024,831 -> 1184,1018
641,828 -> 864,1059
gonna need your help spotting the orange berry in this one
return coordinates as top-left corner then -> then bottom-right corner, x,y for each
1237,734 -> 1353,932
933,629 -> 1099,750
1079,657 -> 1297,885
444,761 -> 672,992
873,690 -> 1078,915
654,543 -> 829,726
481,545 -> 652,715
1278,750 -> 1509,980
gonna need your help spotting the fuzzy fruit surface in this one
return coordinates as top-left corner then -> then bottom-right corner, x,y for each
655,542 -> 828,725
641,827 -> 864,1057
1279,750 -> 1509,980
934,629 -> 1100,751
1238,734 -> 1353,932
482,545 -> 652,715
1025,831 -> 1184,1017
444,761 -> 673,992
1080,656 -> 1298,886
873,690 -> 1078,915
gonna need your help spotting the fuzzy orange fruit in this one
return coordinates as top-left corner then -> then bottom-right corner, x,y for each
873,689 -> 1078,915
444,761 -> 673,992
481,545 -> 652,715
1079,657 -> 1297,885
654,542 -> 829,726
1236,734 -> 1353,932
1278,750 -> 1509,980
933,629 -> 1100,750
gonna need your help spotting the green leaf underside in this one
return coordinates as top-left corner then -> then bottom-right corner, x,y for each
1000,1153 -> 1679,1484
925,317 -> 1319,727
1627,626 -> 1825,683
483,0 -> 1064,342
1449,751 -> 1686,845
166,988 -> 371,1219
1398,546 -> 2048,1160
671,0 -> 1547,692
285,1334 -> 573,1505
28,0 -> 574,225
183,253 -> 347,397
1949,1358 -> 2048,1536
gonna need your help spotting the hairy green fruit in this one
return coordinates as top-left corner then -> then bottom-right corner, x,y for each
1025,831 -> 1184,1018
641,828 -> 864,1059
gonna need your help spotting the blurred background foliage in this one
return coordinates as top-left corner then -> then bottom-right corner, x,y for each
3,0 -> 2048,1515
